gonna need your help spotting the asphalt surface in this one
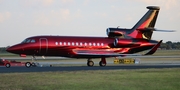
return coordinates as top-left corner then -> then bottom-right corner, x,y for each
1,56 -> 180,73
1,64 -> 180,73
2,56 -> 180,60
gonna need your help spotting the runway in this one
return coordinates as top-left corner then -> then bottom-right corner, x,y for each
0,64 -> 180,73
0,56 -> 180,73
2,55 -> 180,60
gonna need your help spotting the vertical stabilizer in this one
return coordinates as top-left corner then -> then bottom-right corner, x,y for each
129,6 -> 160,40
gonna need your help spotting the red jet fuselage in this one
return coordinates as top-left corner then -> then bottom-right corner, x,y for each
6,36 -> 159,58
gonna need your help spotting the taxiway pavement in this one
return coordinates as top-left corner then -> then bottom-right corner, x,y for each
0,64 -> 180,73
0,56 -> 180,73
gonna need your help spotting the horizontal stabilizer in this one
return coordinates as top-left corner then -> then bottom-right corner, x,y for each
137,27 -> 175,32
154,29 -> 175,32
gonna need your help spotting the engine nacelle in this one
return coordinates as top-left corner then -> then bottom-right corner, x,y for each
106,28 -> 125,38
113,38 -> 159,48
114,38 -> 140,47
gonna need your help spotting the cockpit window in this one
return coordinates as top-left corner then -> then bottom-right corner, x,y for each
21,39 -> 28,43
26,39 -> 31,43
31,39 -> 36,43
21,39 -> 36,43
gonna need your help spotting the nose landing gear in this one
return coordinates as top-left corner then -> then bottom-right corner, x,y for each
25,62 -> 31,68
25,56 -> 39,68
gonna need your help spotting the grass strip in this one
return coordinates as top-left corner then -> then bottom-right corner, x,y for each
0,68 -> 180,90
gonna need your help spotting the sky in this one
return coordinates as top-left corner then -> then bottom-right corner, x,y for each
0,0 -> 179,47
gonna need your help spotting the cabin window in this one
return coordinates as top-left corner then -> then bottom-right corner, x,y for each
72,42 -> 74,46
64,42 -> 66,45
55,42 -> 58,45
93,43 -> 96,46
59,42 -> 62,45
89,43 -> 92,46
76,42 -> 79,46
84,43 -> 87,46
101,43 -> 104,46
68,42 -> 70,46
97,43 -> 100,46
80,42 -> 83,46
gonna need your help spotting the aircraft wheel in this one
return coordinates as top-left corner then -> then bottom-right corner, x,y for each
25,62 -> 31,68
5,63 -> 11,68
87,61 -> 94,67
99,61 -> 106,67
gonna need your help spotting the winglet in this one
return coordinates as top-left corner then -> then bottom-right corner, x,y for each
144,40 -> 162,55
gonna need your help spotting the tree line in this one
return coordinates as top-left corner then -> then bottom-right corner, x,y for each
160,41 -> 180,50
0,41 -> 179,53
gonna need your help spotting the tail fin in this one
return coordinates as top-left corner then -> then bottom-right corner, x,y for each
129,6 -> 160,40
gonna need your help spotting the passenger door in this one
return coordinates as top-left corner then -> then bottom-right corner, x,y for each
39,38 -> 48,55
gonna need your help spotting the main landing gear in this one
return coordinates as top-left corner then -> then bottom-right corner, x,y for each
87,57 -> 107,67
87,59 -> 94,67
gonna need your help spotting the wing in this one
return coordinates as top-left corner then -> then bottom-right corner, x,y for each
73,49 -> 124,57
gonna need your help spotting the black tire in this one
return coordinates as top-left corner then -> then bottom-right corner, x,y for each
87,61 -> 94,67
99,61 -> 106,67
5,63 -> 11,68
25,62 -> 31,68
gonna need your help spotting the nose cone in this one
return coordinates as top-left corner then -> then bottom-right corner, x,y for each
6,45 -> 22,54
6,46 -> 15,53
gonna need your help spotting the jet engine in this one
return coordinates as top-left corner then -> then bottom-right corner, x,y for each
113,38 -> 140,47
106,28 -> 131,38
113,38 -> 159,48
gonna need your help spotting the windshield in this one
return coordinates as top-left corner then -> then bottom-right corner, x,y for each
21,38 -> 36,43
21,39 -> 28,43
